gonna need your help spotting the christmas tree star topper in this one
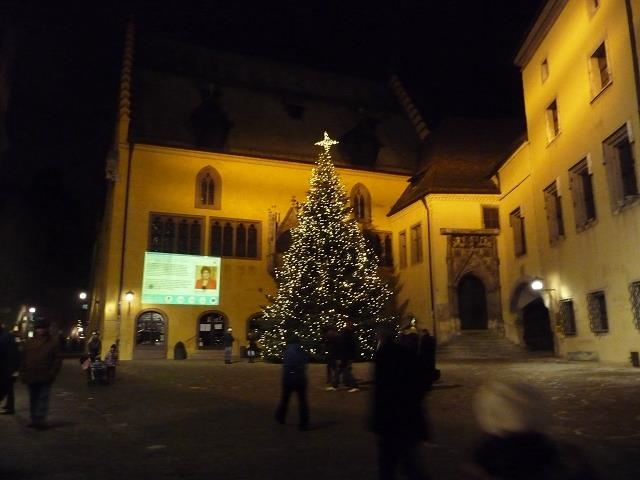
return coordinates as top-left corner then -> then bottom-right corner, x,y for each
314,131 -> 339,153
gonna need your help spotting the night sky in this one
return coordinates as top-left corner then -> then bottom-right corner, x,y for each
0,0 -> 543,328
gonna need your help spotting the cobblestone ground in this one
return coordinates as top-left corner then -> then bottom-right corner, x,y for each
1,357 -> 639,479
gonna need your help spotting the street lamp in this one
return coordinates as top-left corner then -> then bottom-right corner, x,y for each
125,290 -> 134,303
79,291 -> 87,301
530,277 -> 544,291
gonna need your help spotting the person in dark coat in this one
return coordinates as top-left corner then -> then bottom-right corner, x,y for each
324,327 -> 338,390
223,328 -> 235,364
418,329 -> 438,392
370,326 -> 431,479
0,323 -> 20,414
20,319 -> 62,429
333,321 -> 359,392
87,331 -> 102,361
274,334 -> 309,431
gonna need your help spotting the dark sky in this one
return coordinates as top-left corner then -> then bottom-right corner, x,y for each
0,1 -> 543,327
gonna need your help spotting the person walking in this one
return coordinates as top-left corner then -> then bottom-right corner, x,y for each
87,331 -> 102,361
19,319 -> 62,430
247,333 -> 258,363
418,329 -> 439,392
324,327 -> 338,390
334,321 -> 359,392
0,322 -> 20,414
274,334 -> 309,431
223,328 -> 235,364
370,325 -> 431,480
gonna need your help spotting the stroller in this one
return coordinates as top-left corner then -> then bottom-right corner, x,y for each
81,355 -> 109,385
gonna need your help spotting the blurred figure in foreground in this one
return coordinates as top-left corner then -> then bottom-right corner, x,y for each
20,319 -> 62,430
0,322 -> 20,414
464,381 -> 598,479
370,326 -> 431,480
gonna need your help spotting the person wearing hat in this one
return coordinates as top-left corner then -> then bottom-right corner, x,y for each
223,327 -> 235,364
19,318 -> 62,430
87,331 -> 102,362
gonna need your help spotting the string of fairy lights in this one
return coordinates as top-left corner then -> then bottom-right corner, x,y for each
261,132 -> 392,360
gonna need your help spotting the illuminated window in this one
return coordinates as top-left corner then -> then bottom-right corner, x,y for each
541,58 -> 549,83
569,157 -> 597,230
482,205 -> 500,229
410,223 -> 423,264
603,123 -> 638,211
399,230 -> 407,269
559,299 -> 577,336
543,180 -> 565,244
350,183 -> 371,223
545,99 -> 560,141
589,42 -> 611,96
195,166 -> 221,209
509,208 -> 526,257
210,218 -> 260,259
149,214 -> 204,254
587,290 -> 609,333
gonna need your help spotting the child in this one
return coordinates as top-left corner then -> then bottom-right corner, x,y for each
104,344 -> 118,383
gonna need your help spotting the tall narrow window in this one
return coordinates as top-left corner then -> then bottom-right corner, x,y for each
587,290 -> 609,333
541,58 -> 549,83
569,157 -> 597,230
589,42 -> 611,95
399,230 -> 407,269
559,299 -> 577,336
546,99 -> 560,141
350,184 -> 371,224
410,223 -> 423,264
603,124 -> 639,211
543,180 -> 565,244
509,208 -> 526,257
195,167 -> 221,209
628,281 -> 640,330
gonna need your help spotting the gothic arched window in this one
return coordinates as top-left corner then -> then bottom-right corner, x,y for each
195,167 -> 222,209
350,183 -> 372,224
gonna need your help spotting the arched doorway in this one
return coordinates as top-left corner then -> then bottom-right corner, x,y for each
134,310 -> 167,359
522,298 -> 554,351
197,311 -> 227,348
457,274 -> 488,330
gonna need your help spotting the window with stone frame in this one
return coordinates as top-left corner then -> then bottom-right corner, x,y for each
482,205 -> 500,229
587,290 -> 609,333
603,123 -> 639,212
410,223 -> 423,264
628,281 -> 640,330
589,42 -> 611,96
543,179 -> 565,244
210,218 -> 260,259
558,299 -> 577,336
509,207 -> 526,257
399,230 -> 407,269
569,157 -> 597,230
546,99 -> 560,142
195,166 -> 222,209
350,183 -> 371,224
148,213 -> 204,255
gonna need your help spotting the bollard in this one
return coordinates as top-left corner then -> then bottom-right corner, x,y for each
631,351 -> 639,367
174,341 -> 187,360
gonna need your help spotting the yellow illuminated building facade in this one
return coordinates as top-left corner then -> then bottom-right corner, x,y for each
92,1 -> 640,365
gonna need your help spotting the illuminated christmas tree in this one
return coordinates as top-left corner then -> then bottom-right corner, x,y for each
261,132 -> 392,361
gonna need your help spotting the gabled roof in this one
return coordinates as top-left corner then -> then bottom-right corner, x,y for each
128,35 -> 421,174
388,117 -> 525,216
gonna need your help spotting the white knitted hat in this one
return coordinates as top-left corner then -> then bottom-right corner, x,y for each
473,381 -> 550,437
